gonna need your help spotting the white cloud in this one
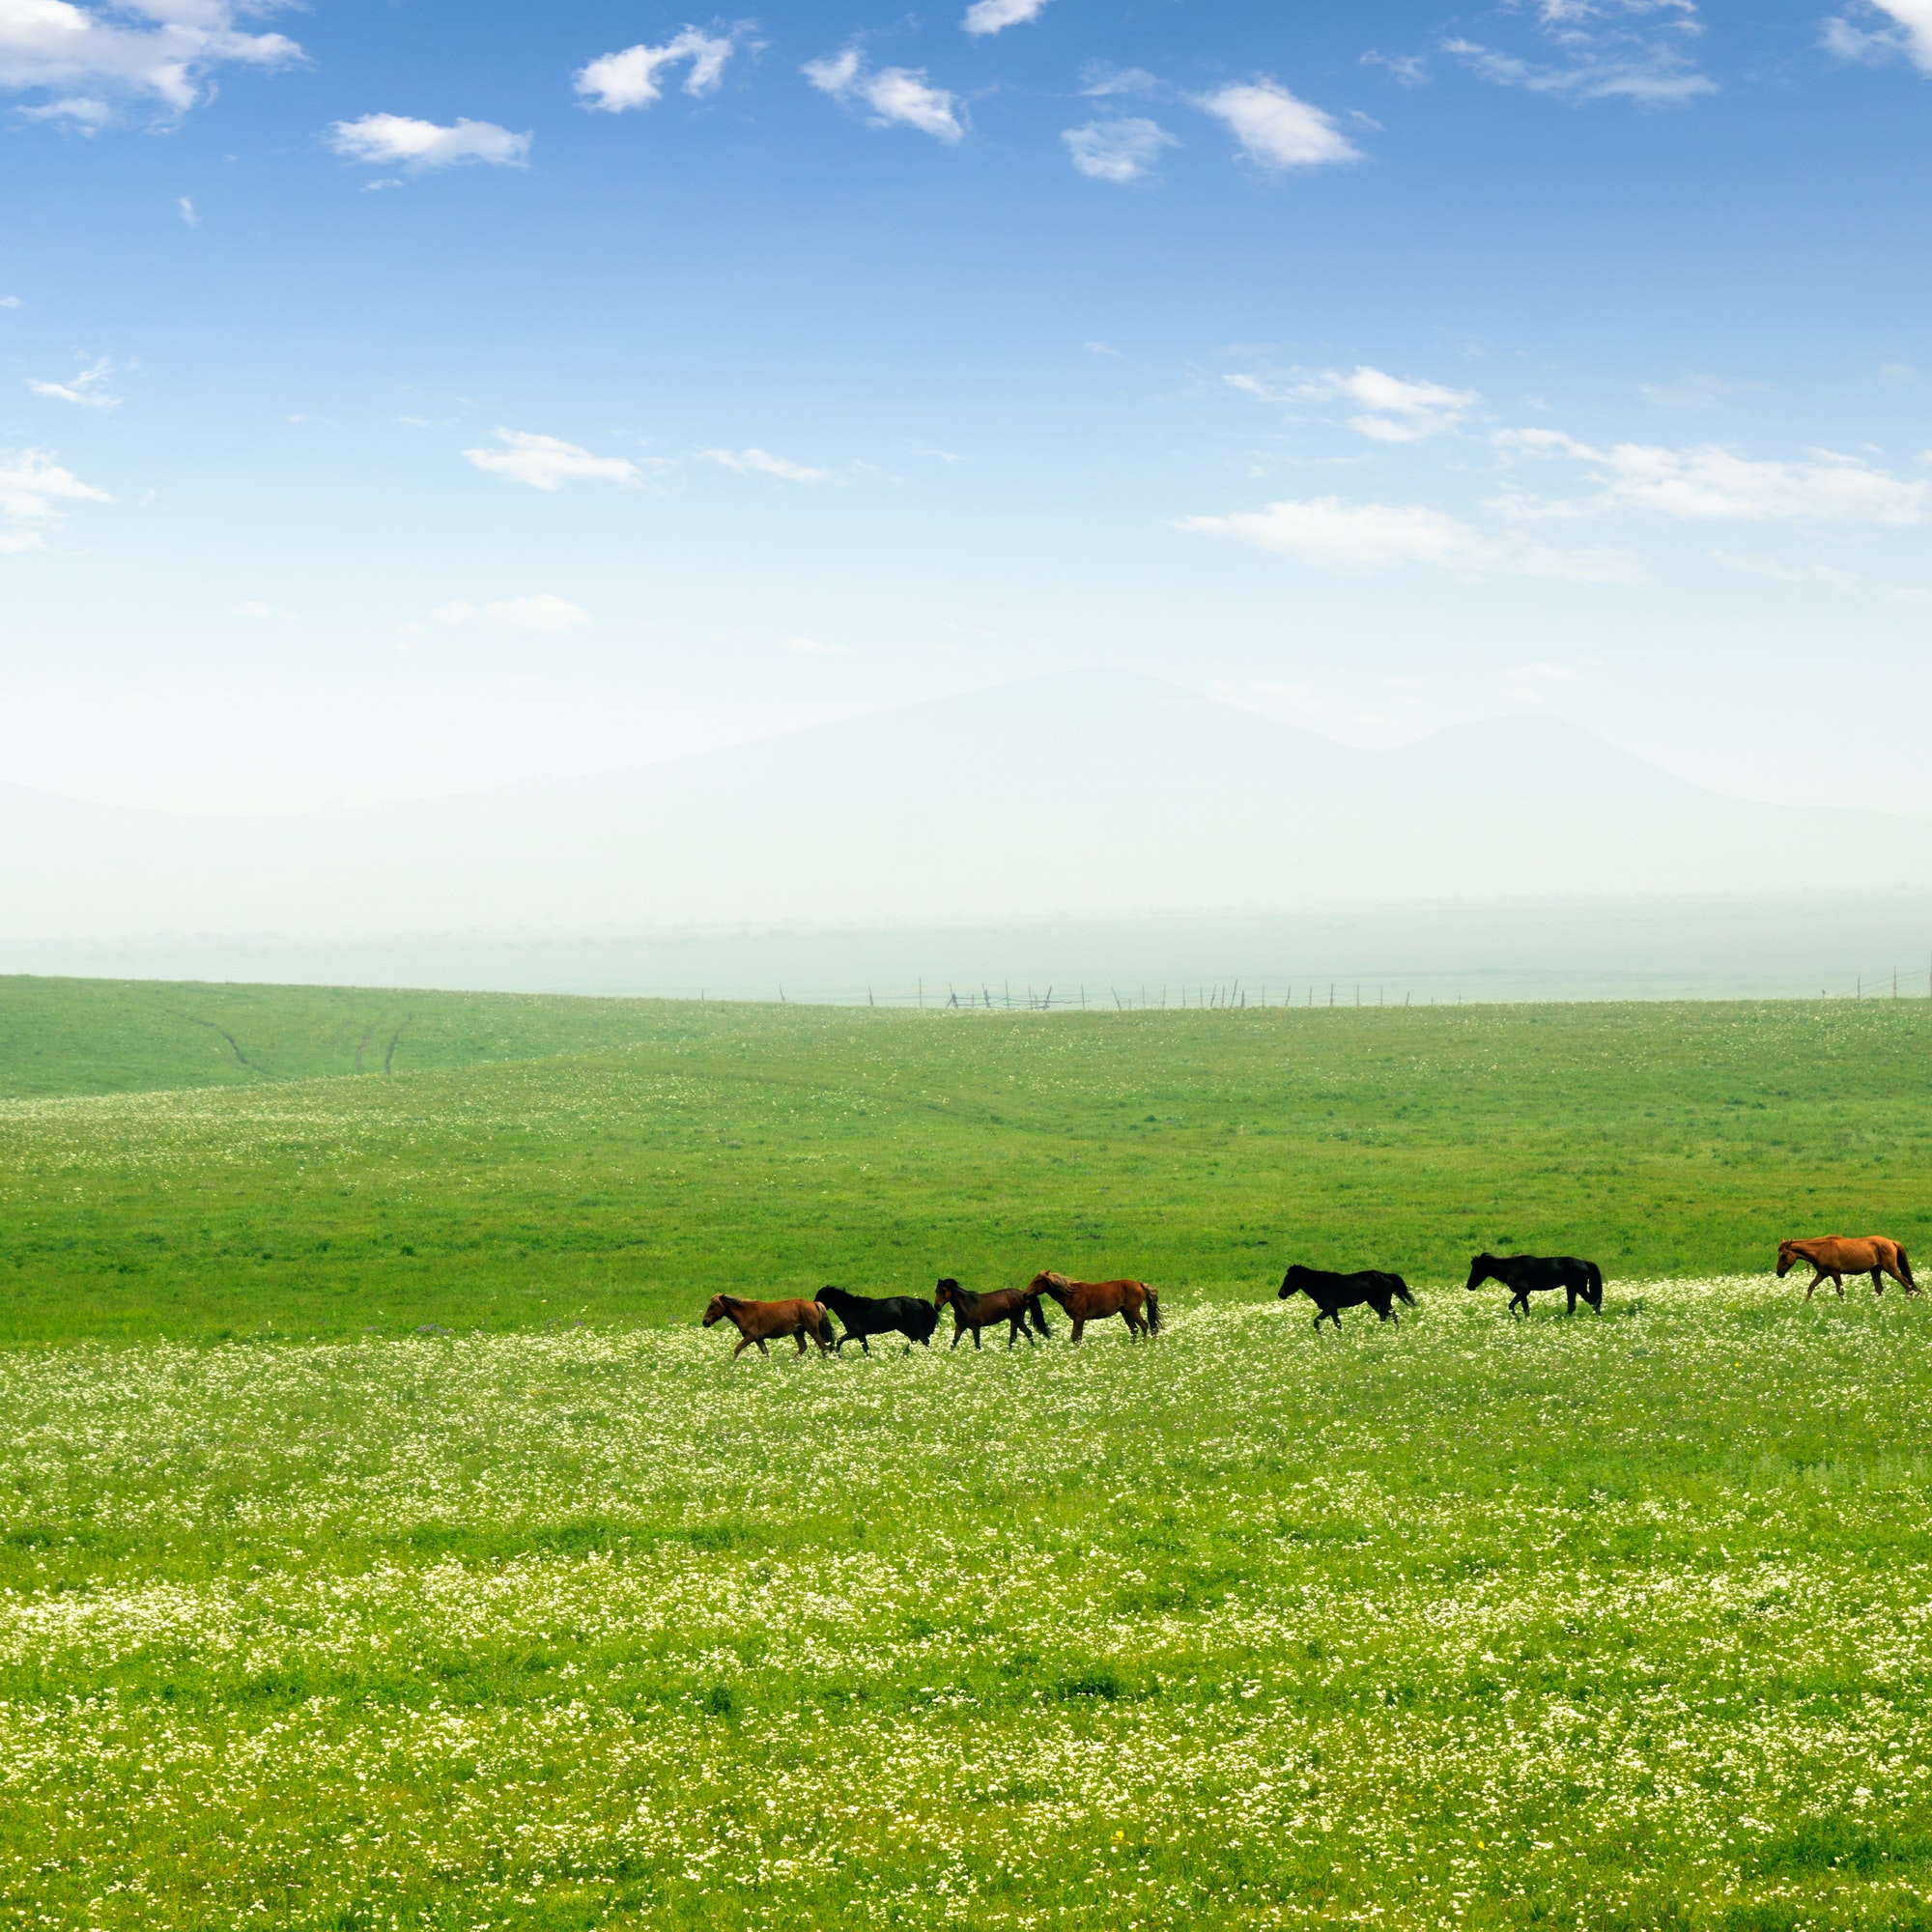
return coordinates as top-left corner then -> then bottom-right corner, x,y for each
1442,0 -> 1713,107
1823,2 -> 1932,71
0,296 -> 20,307
1063,116 -> 1177,183
19,92 -> 110,128
177,193 -> 197,226
0,0 -> 300,121
1710,551 -> 1864,588
575,28 -> 736,112
1229,364 -> 1479,441
963,0 -> 1047,35
1603,443 -> 1928,522
1084,340 -> 1121,355
1361,50 -> 1431,85
803,48 -> 963,142
1637,370 -> 1767,408
0,445 -> 110,552
1179,495 -> 1637,581
786,635 -> 848,654
1881,361 -> 1918,384
26,355 -> 118,409
328,114 -> 530,172
1495,430 -> 1930,525
435,594 -> 590,631
703,446 -> 835,482
1197,79 -> 1359,168
1079,62 -> 1159,97
463,429 -> 641,490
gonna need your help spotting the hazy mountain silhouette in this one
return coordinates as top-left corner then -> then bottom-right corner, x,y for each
4,670 -> 1927,939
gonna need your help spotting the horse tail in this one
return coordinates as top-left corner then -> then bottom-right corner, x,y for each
1585,1261 -> 1605,1300
1145,1285 -> 1162,1334
1029,1294 -> 1052,1337
1899,1244 -> 1916,1292
1393,1276 -> 1416,1307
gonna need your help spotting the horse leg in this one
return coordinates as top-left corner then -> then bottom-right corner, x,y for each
756,1337 -> 771,1356
1070,1317 -> 1086,1345
1566,1286 -> 1578,1315
951,1326 -> 965,1350
795,1331 -> 810,1354
974,1326 -> 984,1350
733,1333 -> 753,1358
1873,1268 -> 1885,1299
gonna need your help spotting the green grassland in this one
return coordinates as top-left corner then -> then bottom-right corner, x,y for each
5,976 -> 1932,1930
1,975 -> 1928,1346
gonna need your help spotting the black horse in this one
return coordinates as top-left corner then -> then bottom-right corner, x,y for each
934,1278 -> 1052,1349
1279,1264 -> 1416,1331
1464,1252 -> 1603,1316
814,1285 -> 939,1354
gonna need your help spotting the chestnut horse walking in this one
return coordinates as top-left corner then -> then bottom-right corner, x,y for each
701,1293 -> 833,1357
1776,1236 -> 1917,1302
1028,1270 -> 1161,1344
934,1278 -> 1052,1349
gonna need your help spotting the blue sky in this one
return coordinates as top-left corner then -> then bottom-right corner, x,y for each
1,0 -> 1928,814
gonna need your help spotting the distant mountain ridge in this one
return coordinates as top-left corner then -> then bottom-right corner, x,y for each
4,670 -> 1927,939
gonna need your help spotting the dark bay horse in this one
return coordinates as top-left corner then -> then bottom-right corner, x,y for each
1028,1271 -> 1161,1344
934,1278 -> 1051,1349
1465,1252 -> 1604,1317
1278,1264 -> 1415,1331
702,1293 -> 832,1358
1776,1236 -> 1917,1301
813,1285 -> 939,1353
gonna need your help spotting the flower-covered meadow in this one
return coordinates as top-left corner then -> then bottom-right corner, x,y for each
6,1280 -> 1932,1928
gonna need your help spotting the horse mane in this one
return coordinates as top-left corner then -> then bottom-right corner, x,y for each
1035,1270 -> 1071,1289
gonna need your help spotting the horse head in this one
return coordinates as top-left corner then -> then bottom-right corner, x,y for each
701,1295 -> 729,1326
1277,1266 -> 1307,1300
934,1277 -> 960,1308
1775,1242 -> 1797,1278
1464,1253 -> 1499,1293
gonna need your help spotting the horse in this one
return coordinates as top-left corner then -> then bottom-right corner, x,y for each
1027,1271 -> 1161,1344
702,1293 -> 832,1358
813,1284 -> 940,1354
1278,1264 -> 1416,1331
1776,1236 -> 1917,1302
934,1277 -> 1052,1350
1464,1252 -> 1603,1317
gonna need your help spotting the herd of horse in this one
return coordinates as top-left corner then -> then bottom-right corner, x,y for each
699,1235 -> 1917,1358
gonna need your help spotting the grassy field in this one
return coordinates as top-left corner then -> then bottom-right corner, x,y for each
4,976 -> 1932,1928
1,975 -> 1928,1345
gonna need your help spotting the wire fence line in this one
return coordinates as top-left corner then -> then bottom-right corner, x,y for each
662,959 -> 1932,1011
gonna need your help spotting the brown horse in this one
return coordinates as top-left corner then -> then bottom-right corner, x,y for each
1776,1237 -> 1917,1302
1028,1270 -> 1161,1344
702,1293 -> 832,1357
934,1277 -> 1052,1349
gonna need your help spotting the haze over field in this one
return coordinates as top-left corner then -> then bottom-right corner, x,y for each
5,671 -> 1932,948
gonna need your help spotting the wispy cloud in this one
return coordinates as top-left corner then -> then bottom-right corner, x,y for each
786,635 -> 848,654
463,429 -> 642,490
1230,364 -> 1480,442
177,194 -> 199,227
703,447 -> 835,483
1637,371 -> 1768,409
1179,495 -> 1637,581
329,114 -> 531,172
0,445 -> 111,553
1063,117 -> 1177,184
1442,1 -> 1712,106
1823,2 -> 1932,71
575,28 -> 738,112
1492,428 -> 1930,524
1196,79 -> 1360,168
434,594 -> 590,631
963,0 -> 1048,35
0,0 -> 301,123
1361,50 -> 1431,85
803,48 -> 963,142
26,355 -> 119,410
